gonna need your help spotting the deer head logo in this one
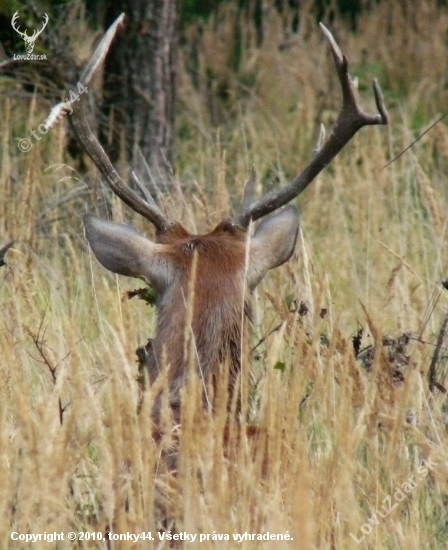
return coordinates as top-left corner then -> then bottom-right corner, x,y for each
11,11 -> 49,54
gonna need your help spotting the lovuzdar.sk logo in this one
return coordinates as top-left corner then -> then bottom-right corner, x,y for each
11,10 -> 48,60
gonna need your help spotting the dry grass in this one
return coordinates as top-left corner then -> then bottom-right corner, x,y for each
1,1 -> 448,548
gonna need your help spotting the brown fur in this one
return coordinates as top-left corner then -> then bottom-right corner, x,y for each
84,206 -> 299,425
144,222 -> 250,419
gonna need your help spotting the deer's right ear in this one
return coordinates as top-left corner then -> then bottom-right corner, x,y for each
84,215 -> 174,291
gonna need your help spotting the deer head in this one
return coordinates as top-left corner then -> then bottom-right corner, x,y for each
67,15 -> 388,420
11,11 -> 48,54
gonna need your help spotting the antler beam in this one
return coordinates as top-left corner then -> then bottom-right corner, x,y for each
68,14 -> 174,234
232,23 -> 388,229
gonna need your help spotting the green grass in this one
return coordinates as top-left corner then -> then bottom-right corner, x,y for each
1,1 -> 448,548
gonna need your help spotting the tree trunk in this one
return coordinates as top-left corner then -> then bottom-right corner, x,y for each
102,0 -> 178,179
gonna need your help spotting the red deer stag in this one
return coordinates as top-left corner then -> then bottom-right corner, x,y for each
68,15 -> 388,423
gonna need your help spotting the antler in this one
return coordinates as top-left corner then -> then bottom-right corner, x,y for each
68,14 -> 174,234
232,23 -> 388,229
11,12 -> 48,40
33,13 -> 49,39
11,12 -> 27,40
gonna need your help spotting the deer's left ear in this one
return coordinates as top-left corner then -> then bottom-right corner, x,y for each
247,205 -> 299,289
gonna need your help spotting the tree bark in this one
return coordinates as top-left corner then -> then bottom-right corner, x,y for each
102,0 -> 178,178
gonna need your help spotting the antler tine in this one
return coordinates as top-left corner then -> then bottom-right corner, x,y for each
29,13 -> 49,40
69,13 -> 174,234
11,12 -> 26,39
242,165 -> 257,210
232,23 -> 388,229
313,123 -> 326,157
